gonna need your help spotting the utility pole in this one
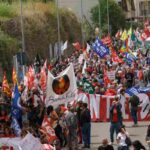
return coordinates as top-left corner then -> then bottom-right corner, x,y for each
80,0 -> 84,48
20,0 -> 25,78
56,0 -> 61,62
107,0 -> 110,34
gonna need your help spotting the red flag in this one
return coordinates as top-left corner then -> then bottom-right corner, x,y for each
111,50 -> 124,63
41,116 -> 57,143
72,42 -> 81,50
101,35 -> 112,47
12,68 -> 18,85
2,73 -> 11,97
39,68 -> 47,91
27,66 -> 35,90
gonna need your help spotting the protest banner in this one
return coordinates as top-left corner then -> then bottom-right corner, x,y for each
46,63 -> 77,107
76,92 -> 150,121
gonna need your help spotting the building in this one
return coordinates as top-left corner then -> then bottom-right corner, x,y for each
116,0 -> 135,20
117,0 -> 150,21
134,0 -> 150,21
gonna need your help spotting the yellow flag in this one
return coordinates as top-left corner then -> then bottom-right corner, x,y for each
127,28 -> 132,36
121,30 -> 128,41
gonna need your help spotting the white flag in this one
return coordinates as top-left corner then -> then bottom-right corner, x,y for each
86,43 -> 91,53
82,61 -> 87,74
46,63 -> 77,107
61,41 -> 68,54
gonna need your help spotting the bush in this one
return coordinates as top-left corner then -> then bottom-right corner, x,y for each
0,3 -> 16,19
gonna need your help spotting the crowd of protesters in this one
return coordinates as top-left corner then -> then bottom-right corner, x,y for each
0,26 -> 150,150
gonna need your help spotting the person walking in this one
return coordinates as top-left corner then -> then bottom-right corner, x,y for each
128,95 -> 140,126
109,100 -> 122,144
80,103 -> 91,148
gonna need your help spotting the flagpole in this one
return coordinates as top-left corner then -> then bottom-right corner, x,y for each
98,0 -> 101,38
20,0 -> 25,78
80,0 -> 84,48
56,0 -> 61,62
107,0 -> 110,34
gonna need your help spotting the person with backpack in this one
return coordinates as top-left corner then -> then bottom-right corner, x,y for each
128,95 -> 140,126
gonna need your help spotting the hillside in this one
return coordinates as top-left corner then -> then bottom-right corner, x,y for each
0,2 -> 81,79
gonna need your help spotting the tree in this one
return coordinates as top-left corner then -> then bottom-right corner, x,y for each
91,0 -> 126,35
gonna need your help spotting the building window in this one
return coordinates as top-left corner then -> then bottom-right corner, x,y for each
122,0 -> 128,11
129,0 -> 135,10
139,1 -> 147,16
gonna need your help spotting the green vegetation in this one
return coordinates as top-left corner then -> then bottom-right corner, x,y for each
91,0 -> 126,35
0,3 -> 17,19
0,1 -> 81,79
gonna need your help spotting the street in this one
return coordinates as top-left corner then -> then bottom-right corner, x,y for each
89,122 -> 149,150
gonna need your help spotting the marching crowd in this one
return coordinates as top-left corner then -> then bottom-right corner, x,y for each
0,26 -> 150,150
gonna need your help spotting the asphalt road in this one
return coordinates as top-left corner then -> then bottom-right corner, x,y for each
85,122 -> 150,150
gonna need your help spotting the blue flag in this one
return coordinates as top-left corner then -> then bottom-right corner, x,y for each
11,117 -> 21,136
139,86 -> 150,93
92,37 -> 109,58
126,86 -> 150,96
124,52 -> 136,65
11,85 -> 22,120
125,87 -> 140,96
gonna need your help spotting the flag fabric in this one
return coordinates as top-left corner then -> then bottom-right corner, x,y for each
101,35 -> 112,47
12,68 -> 18,85
119,42 -> 128,53
111,50 -> 124,63
124,52 -> 136,64
27,66 -> 35,90
2,74 -> 11,97
121,30 -> 128,41
61,41 -> 68,54
11,117 -> 21,136
41,116 -> 57,143
127,28 -> 132,36
138,86 -> 150,93
39,67 -> 47,91
92,37 -> 109,58
86,43 -> 91,53
73,42 -> 81,50
125,87 -> 140,96
11,85 -> 22,120
82,61 -> 87,74
82,78 -> 95,94
46,63 -> 77,107
125,86 -> 150,96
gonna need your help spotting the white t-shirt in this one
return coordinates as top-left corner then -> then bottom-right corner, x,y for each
117,132 -> 129,147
